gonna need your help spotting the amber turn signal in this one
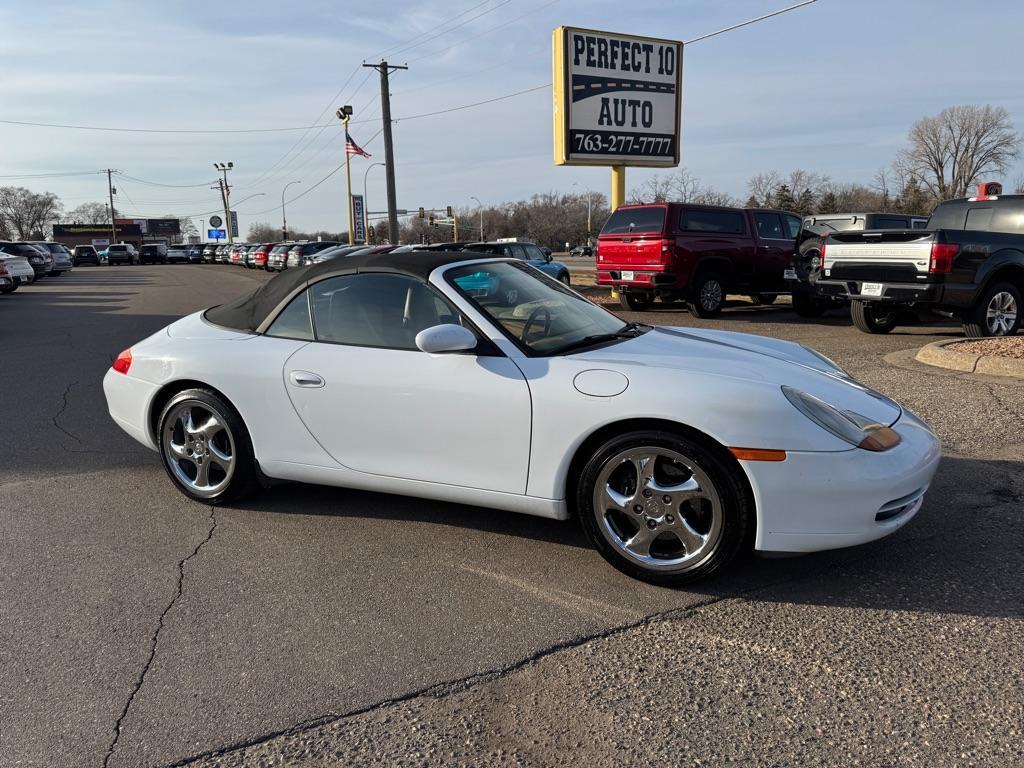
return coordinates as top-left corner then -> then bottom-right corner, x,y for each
730,447 -> 787,462
858,427 -> 901,452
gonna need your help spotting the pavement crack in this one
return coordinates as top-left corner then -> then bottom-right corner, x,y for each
52,379 -> 83,444
103,507 -> 218,768
167,579 -> 786,768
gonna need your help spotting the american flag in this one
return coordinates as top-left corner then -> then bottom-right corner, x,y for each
345,131 -> 371,158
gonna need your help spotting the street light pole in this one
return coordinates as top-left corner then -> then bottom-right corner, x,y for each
470,196 -> 484,241
281,180 -> 301,241
572,182 -> 593,245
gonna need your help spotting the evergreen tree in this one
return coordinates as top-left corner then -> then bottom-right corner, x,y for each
818,191 -> 838,213
772,184 -> 797,211
796,188 -> 816,215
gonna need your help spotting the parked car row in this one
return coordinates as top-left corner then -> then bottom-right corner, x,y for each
594,190 -> 1021,337
0,241 -> 73,294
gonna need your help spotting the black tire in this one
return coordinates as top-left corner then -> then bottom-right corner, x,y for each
792,292 -> 828,318
688,272 -> 726,318
559,272 -> 571,285
157,388 -> 258,505
750,293 -> 777,305
850,299 -> 897,334
576,429 -> 752,586
619,292 -> 651,311
1,283 -> 16,294
962,281 -> 1022,338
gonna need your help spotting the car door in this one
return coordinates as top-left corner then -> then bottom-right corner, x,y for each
281,272 -> 532,493
751,211 -> 793,291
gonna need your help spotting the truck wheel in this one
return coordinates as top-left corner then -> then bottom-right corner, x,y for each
963,282 -> 1021,337
792,292 -> 828,318
850,300 -> 897,334
619,293 -> 651,311
688,273 -> 725,318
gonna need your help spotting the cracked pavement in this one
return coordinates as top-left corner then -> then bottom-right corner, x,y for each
0,267 -> 1021,767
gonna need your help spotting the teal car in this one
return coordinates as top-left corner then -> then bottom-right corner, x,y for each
463,242 -> 570,285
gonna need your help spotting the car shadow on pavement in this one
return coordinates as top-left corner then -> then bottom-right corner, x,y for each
226,454 -> 1023,621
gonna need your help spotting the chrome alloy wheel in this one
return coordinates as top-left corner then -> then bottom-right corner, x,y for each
162,400 -> 236,498
700,279 -> 723,311
986,291 -> 1018,335
592,446 -> 723,573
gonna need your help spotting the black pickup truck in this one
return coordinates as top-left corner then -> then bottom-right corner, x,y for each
815,192 -> 1024,336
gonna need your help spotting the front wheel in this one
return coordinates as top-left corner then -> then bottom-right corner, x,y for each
850,299 -> 897,334
619,292 -> 651,311
1,282 -> 16,294
688,273 -> 726,318
963,281 -> 1021,337
158,388 -> 258,505
558,272 -> 571,285
576,430 -> 751,585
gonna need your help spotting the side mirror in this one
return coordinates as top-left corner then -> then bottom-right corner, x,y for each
544,253 -> 553,262
415,324 -> 478,354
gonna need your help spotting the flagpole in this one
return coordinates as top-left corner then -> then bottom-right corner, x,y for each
339,108 -> 355,245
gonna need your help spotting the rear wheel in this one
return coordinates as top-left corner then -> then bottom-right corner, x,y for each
688,273 -> 725,318
576,430 -> 751,585
851,299 -> 897,334
619,292 -> 651,311
158,389 -> 258,505
963,281 -> 1021,337
1,282 -> 16,294
792,292 -> 828,318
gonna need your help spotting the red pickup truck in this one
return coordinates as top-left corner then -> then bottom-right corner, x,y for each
596,203 -> 801,316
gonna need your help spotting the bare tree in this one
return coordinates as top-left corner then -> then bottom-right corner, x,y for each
247,222 -> 282,242
0,186 -> 63,239
897,105 -> 1022,201
66,201 -> 110,223
1014,176 -> 1024,194
747,171 -> 781,207
629,169 -> 737,207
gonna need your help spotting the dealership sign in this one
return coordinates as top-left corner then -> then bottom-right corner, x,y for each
552,27 -> 682,167
352,194 -> 366,243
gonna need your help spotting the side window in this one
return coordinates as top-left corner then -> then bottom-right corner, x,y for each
875,217 -> 909,229
753,212 -> 785,239
964,207 -> 994,231
309,273 -> 465,350
679,209 -> 746,235
783,215 -> 802,239
524,244 -> 546,261
266,291 -> 314,341
509,244 -> 529,260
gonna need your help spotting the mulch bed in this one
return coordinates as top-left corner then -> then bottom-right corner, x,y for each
953,337 -> 1024,359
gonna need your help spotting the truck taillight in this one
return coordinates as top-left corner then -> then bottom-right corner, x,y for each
819,237 -> 828,262
928,242 -> 959,273
661,238 -> 672,255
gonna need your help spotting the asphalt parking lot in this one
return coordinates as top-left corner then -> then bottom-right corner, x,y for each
2,265 -> 1022,767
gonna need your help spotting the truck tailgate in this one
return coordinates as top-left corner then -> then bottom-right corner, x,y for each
824,230 -> 936,282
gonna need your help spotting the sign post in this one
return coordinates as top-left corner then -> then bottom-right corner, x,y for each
553,26 -> 683,210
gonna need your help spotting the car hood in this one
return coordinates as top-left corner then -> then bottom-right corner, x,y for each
575,326 -> 902,425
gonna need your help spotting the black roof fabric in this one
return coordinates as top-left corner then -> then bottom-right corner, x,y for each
205,249 -> 481,332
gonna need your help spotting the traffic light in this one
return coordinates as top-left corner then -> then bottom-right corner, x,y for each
428,215 -> 436,227
418,207 -> 425,219
446,205 -> 453,217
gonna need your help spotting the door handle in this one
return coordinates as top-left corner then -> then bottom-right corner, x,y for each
289,371 -> 325,388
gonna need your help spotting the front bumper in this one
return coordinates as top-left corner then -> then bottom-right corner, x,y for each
817,278 -> 943,304
743,409 -> 941,553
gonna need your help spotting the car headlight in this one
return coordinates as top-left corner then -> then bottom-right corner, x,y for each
782,385 -> 900,451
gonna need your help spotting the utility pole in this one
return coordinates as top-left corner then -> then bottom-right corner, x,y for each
337,106 -> 355,244
106,169 -> 117,243
363,60 -> 407,244
214,162 -> 233,243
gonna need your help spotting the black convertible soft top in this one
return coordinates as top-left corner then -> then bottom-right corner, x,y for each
205,249 -> 482,333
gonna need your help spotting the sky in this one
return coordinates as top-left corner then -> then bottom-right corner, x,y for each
2,0 -> 1024,237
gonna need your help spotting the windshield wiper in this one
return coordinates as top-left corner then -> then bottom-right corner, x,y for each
551,322 -> 649,356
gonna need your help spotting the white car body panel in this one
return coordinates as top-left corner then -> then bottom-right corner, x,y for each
103,259 -> 942,553
0,255 -> 35,283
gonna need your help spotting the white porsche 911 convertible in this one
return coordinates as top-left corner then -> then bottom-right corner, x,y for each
104,251 -> 941,584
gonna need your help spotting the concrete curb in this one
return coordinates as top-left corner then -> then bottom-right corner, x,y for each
915,338 -> 1024,378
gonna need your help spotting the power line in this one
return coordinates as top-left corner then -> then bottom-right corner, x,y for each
683,0 -> 817,44
0,170 -> 106,179
390,83 -> 549,123
371,0 -> 497,59
114,172 -> 217,188
379,0 -> 513,59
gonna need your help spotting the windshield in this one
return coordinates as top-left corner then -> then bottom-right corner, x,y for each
445,260 -> 634,355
